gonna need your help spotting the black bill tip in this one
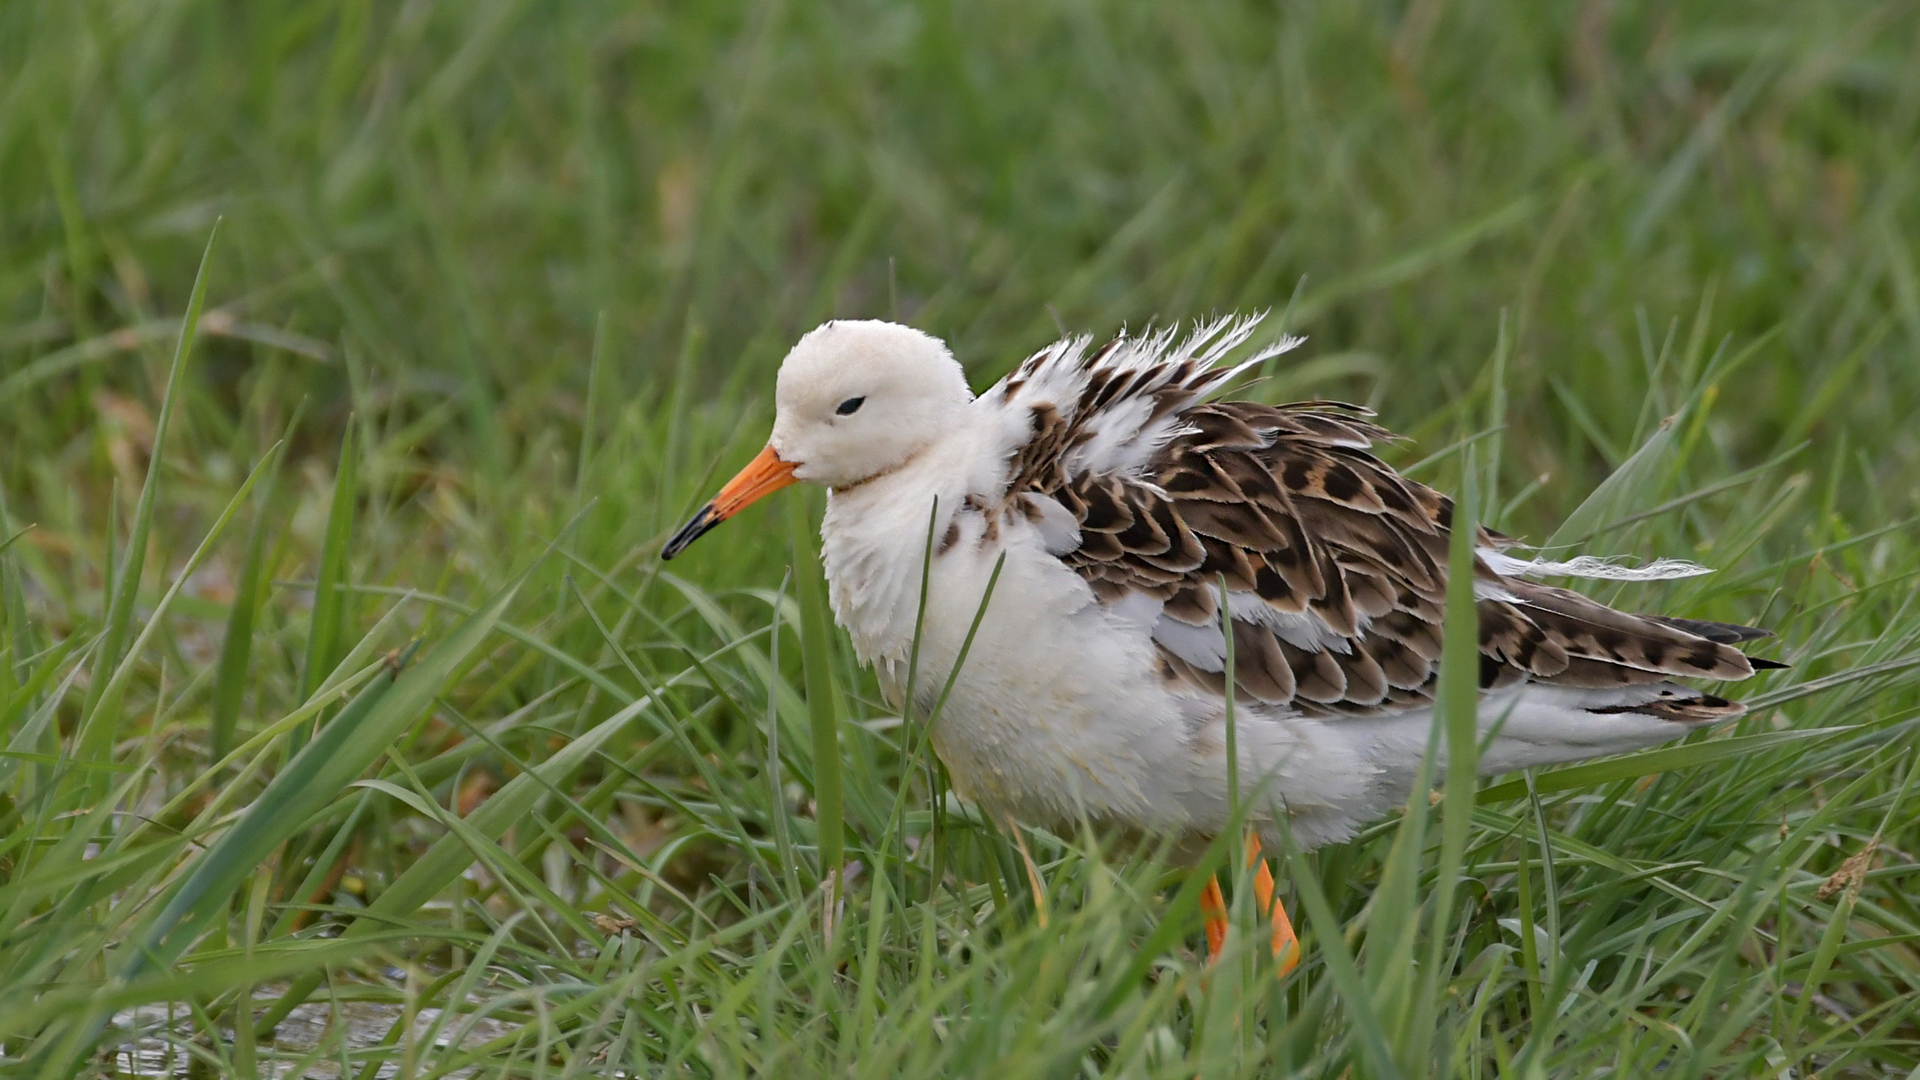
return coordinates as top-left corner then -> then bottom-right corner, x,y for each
661,504 -> 722,560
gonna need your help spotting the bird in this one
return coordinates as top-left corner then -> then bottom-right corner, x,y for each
661,315 -> 1782,974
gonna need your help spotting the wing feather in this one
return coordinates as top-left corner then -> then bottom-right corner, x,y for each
983,320 -> 1777,722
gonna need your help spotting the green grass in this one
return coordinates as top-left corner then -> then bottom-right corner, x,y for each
4,0 -> 1920,1075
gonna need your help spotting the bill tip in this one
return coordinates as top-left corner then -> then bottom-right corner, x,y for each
661,504 -> 720,560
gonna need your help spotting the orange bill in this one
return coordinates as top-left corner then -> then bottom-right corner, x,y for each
661,446 -> 799,559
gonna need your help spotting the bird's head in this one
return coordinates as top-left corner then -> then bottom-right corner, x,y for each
662,320 -> 972,558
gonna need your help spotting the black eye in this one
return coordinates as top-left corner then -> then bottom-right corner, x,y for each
835,396 -> 866,416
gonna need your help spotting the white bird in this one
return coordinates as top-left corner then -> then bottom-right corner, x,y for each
662,316 -> 1781,971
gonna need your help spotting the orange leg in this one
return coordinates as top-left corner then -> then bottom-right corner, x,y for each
1243,833 -> 1300,976
1199,875 -> 1229,960
1247,834 -> 1275,913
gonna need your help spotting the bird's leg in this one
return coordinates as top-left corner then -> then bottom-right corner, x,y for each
1005,814 -> 1050,929
1246,832 -> 1275,913
1243,833 -> 1300,976
1200,834 -> 1269,965
1199,875 -> 1229,960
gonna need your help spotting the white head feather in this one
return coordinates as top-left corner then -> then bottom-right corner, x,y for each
770,320 -> 975,489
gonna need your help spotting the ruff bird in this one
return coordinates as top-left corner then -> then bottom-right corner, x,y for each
662,316 -> 1780,973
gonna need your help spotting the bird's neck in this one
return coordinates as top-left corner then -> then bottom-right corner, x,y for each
818,409 -> 1000,667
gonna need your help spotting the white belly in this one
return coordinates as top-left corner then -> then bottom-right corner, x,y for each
873,535 -> 1202,832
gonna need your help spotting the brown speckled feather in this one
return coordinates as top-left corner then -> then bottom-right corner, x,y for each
1002,382 -> 1775,721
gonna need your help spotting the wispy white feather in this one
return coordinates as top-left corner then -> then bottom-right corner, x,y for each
1480,550 -> 1714,581
991,312 -> 1305,477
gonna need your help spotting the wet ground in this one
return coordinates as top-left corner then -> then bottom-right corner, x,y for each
104,991 -> 515,1078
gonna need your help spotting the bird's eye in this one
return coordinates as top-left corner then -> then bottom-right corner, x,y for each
835,396 -> 866,416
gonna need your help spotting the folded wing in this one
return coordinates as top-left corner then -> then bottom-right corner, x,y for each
988,327 -> 1776,723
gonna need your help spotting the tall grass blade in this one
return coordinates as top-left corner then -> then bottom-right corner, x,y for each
788,497 -> 844,907
74,221 -> 219,788
210,427 -> 295,763
0,481 -> 37,687
1410,460 -> 1483,1070
1279,820 -> 1404,1080
297,418 -> 360,747
72,442 -> 278,783
126,650 -> 406,978
1543,416 -> 1682,552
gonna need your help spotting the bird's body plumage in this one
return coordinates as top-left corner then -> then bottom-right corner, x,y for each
668,316 -> 1778,850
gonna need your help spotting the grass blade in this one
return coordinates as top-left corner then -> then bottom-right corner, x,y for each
297,418 -> 360,747
0,482 -> 38,688
1409,459 -> 1484,1069
73,220 -> 219,787
788,497 -> 844,908
211,423 -> 297,763
69,441 -> 279,781
126,649 -> 405,977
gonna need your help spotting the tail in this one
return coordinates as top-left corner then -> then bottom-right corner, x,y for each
1478,576 -> 1785,731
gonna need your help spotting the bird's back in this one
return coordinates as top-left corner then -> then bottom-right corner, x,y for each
978,316 -> 1778,725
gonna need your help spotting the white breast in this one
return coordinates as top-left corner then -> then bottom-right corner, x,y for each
824,472 -> 1188,828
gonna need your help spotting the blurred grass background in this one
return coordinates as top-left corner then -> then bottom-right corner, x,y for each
3,1 -> 1920,1076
